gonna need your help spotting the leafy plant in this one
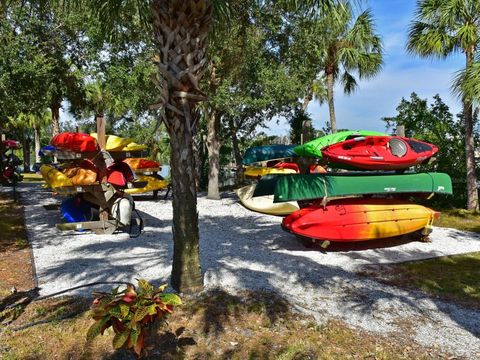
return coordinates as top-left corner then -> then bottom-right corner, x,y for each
87,279 -> 181,356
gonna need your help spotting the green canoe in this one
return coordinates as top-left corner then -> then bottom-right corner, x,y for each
293,130 -> 387,158
253,172 -> 452,203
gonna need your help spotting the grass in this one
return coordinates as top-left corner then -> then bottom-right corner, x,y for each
360,252 -> 480,309
0,290 -> 451,359
434,208 -> 480,233
0,193 -> 34,296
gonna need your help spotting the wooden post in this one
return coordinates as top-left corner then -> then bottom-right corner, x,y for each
96,116 -> 106,151
95,116 -> 108,221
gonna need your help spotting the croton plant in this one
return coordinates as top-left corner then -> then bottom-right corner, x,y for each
87,279 -> 181,356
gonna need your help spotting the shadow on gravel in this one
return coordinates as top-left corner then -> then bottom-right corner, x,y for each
18,183 -> 480,348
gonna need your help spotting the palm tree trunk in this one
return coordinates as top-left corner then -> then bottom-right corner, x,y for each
51,102 -> 60,136
150,0 -> 212,293
168,113 -> 203,292
206,108 -> 220,199
464,49 -> 479,210
326,71 -> 337,133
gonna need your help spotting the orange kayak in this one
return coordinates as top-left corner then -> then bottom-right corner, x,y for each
282,198 -> 439,242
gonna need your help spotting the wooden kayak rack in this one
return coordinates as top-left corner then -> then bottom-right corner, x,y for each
45,119 -> 146,235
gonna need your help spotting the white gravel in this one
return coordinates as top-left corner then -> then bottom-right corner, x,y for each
9,183 -> 480,358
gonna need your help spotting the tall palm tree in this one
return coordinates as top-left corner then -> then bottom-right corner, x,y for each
48,0 -> 337,294
407,0 -> 480,211
318,2 -> 383,133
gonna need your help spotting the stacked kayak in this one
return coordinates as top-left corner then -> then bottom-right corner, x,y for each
246,130 -> 450,244
122,157 -> 169,195
90,133 -> 147,152
235,183 -> 299,216
322,136 -> 438,170
125,175 -> 169,195
237,144 -> 301,214
40,161 -> 99,188
294,130 -> 386,158
51,132 -> 98,152
282,198 -> 439,242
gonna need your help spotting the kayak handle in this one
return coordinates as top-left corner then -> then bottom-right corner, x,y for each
353,137 -> 366,142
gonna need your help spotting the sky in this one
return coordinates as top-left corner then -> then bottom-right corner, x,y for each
267,0 -> 465,136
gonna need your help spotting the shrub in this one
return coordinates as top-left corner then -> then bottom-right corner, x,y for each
87,279 -> 181,356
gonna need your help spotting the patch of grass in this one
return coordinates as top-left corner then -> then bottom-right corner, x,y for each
360,252 -> 480,309
434,208 -> 480,233
399,252 -> 480,307
0,290 -> 452,359
0,193 -> 34,296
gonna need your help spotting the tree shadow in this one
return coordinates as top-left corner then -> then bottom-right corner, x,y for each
16,184 -> 480,356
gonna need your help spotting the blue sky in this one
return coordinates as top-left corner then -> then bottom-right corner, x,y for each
268,0 -> 465,136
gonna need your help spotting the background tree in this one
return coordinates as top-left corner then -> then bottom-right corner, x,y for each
286,1 -> 383,133
383,92 -> 476,208
407,0 -> 480,210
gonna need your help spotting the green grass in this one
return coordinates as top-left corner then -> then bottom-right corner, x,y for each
376,252 -> 480,308
434,208 -> 480,233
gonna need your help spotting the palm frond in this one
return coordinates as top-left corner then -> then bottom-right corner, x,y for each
452,62 -> 480,106
341,71 -> 357,95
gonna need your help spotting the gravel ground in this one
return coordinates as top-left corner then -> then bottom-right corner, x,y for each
8,183 -> 480,358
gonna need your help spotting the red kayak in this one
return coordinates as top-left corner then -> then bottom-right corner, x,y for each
321,136 -> 438,170
282,198 -> 439,242
273,161 -> 299,173
51,132 -> 98,152
2,140 -> 22,149
123,158 -> 160,170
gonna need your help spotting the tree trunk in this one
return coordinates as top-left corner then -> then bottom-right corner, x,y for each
302,87 -> 313,112
229,118 -> 243,185
168,113 -> 203,293
326,71 -> 337,133
22,135 -> 31,173
206,108 -> 220,199
464,49 -> 479,210
51,102 -> 60,136
34,125 -> 41,163
150,0 -> 212,293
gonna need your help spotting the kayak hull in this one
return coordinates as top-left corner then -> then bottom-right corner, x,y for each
51,132 -> 98,152
294,130 -> 386,158
244,166 -> 297,178
125,175 -> 169,194
321,136 -> 438,170
235,184 -> 299,216
282,198 -> 439,242
253,172 -> 452,202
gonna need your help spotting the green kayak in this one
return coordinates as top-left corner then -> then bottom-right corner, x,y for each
294,130 -> 387,158
253,172 -> 452,203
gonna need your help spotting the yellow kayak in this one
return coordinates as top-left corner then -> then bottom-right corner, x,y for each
122,142 -> 148,151
40,164 -> 73,188
244,166 -> 297,178
235,183 -> 299,216
125,175 -> 169,194
91,133 -> 134,151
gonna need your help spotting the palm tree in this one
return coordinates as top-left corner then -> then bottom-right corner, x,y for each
407,0 -> 480,211
47,0 -> 338,294
317,2 -> 383,133
319,2 -> 383,132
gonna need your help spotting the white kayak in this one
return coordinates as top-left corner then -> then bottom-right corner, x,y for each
235,183 -> 299,216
